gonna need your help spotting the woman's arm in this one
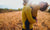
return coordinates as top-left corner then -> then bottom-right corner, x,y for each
25,6 -> 36,24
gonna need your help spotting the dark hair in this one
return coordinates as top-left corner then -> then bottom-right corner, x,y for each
40,2 -> 48,11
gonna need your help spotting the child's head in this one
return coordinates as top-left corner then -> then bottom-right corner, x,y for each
39,1 -> 48,11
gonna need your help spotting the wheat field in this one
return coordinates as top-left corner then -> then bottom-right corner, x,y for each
0,10 -> 50,30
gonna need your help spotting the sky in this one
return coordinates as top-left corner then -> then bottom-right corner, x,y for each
0,0 -> 50,9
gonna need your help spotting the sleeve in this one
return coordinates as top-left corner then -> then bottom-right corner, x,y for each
22,6 -> 27,23
25,6 -> 36,24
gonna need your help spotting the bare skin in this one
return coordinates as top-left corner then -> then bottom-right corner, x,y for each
23,0 -> 40,17
23,0 -> 48,17
30,4 -> 40,17
30,3 -> 49,17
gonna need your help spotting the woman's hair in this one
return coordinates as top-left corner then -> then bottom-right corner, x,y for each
23,0 -> 29,5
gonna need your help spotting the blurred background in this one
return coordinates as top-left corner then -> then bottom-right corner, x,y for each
0,0 -> 50,30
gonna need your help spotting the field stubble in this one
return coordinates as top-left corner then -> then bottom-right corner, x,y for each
0,10 -> 50,30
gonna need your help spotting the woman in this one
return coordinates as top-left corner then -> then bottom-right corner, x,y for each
22,1 -> 48,30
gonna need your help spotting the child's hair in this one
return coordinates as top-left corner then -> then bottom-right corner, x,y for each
40,2 -> 48,11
